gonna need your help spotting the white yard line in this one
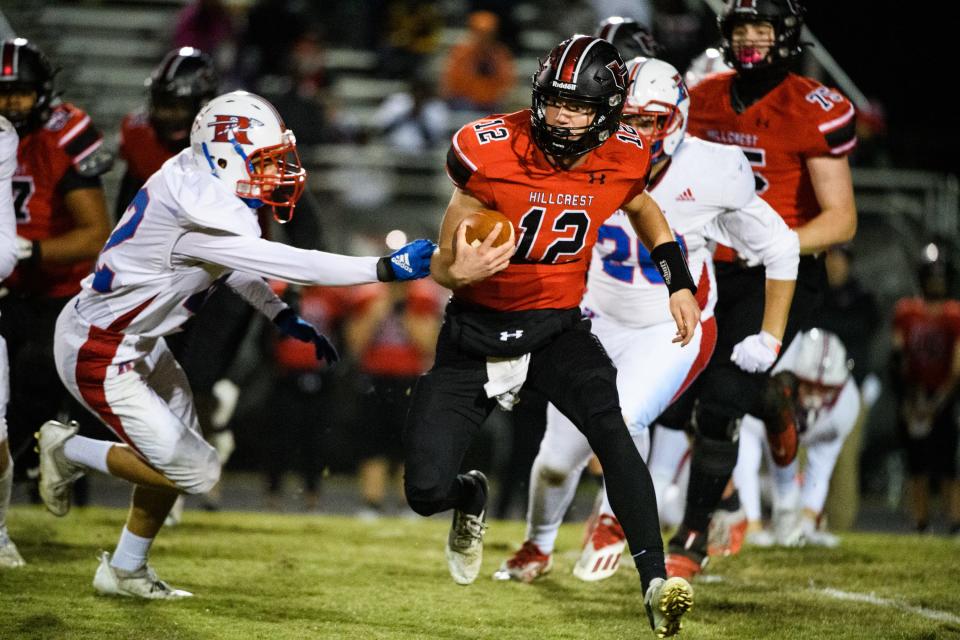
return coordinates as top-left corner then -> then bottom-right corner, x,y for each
816,587 -> 960,625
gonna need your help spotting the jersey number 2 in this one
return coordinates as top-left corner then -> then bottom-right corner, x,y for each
92,188 -> 149,293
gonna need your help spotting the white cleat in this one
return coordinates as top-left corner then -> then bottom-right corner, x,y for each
573,514 -> 626,582
645,576 -> 694,638
799,517 -> 840,548
0,530 -> 26,568
745,529 -> 776,547
445,470 -> 488,585
93,551 -> 193,599
36,420 -> 85,517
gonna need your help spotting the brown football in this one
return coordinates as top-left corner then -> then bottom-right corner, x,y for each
461,209 -> 514,248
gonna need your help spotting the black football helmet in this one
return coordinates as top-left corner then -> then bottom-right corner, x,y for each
718,0 -> 805,71
531,36 -> 627,160
147,47 -> 218,149
0,38 -> 58,134
596,16 -> 663,59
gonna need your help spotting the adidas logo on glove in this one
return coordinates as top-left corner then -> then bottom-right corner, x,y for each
392,253 -> 413,274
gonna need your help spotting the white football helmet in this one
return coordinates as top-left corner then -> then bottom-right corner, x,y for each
683,47 -> 731,89
190,90 -> 306,220
622,57 -> 689,163
790,329 -> 851,424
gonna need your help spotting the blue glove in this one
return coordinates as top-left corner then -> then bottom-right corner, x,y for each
273,308 -> 340,364
377,238 -> 437,281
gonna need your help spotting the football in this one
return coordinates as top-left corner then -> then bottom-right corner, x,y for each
460,209 -> 514,248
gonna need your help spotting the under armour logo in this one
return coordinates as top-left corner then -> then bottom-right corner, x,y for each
209,115 -> 264,144
589,172 -> 606,185
391,253 -> 413,274
500,329 -> 524,341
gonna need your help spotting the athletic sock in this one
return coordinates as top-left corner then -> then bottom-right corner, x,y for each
456,474 -> 486,516
63,436 -> 112,474
110,526 -> 153,573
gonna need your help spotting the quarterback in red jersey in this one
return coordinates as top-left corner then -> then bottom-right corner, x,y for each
658,0 -> 858,580
0,38 -> 112,488
892,246 -> 960,534
404,35 -> 697,637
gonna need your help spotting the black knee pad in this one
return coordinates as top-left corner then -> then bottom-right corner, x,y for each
561,367 -> 620,427
691,399 -> 742,442
691,435 -> 740,476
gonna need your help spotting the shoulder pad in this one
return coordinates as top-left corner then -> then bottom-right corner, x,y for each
76,146 -> 114,178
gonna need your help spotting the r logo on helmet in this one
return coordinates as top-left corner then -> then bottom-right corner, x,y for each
209,115 -> 263,144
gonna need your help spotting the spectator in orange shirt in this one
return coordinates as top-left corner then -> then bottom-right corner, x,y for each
440,11 -> 516,113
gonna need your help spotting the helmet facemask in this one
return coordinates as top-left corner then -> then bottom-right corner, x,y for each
235,130 -> 306,223
531,90 -> 621,160
623,101 -> 683,164
0,38 -> 58,134
718,1 -> 806,73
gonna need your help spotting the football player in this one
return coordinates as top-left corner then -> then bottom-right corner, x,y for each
892,244 -> 960,534
115,47 -> 218,217
733,329 -> 859,547
596,16 -> 663,59
34,90 -> 437,598
0,38 -> 114,505
0,115 -> 23,568
493,57 -> 798,584
660,0 -> 858,579
406,36 -> 697,637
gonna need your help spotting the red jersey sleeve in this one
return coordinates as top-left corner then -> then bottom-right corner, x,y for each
51,104 -> 110,177
943,301 -> 960,338
893,297 -> 921,333
444,118 -> 502,207
794,79 -> 857,158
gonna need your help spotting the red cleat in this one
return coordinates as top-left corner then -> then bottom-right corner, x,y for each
666,526 -> 708,580
708,506 -> 748,557
573,514 -> 627,581
492,540 -> 553,583
665,552 -> 704,581
764,373 -> 800,466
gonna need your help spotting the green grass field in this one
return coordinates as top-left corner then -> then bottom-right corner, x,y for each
1,506 -> 958,640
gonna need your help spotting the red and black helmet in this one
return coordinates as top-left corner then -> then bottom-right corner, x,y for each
531,36 -> 627,160
596,16 -> 663,60
718,0 -> 806,71
148,47 -> 219,148
0,38 -> 57,134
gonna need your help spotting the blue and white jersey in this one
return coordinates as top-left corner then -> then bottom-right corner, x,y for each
74,148 -> 380,338
0,116 -> 18,281
582,136 -> 799,329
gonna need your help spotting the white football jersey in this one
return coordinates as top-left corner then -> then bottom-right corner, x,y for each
582,136 -> 798,329
74,149 -> 379,338
0,115 -> 18,281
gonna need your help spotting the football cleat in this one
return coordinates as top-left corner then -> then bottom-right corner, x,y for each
707,505 -> 748,557
665,526 -> 708,580
645,576 -> 694,638
493,540 -> 553,583
0,530 -> 26,568
799,516 -> 840,548
36,420 -> 86,517
573,513 -> 627,582
93,551 -> 193,599
744,528 -> 776,547
773,507 -> 804,547
762,374 -> 799,466
445,470 -> 488,585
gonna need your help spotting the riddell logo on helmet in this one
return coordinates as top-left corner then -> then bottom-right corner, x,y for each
551,80 -> 577,90
209,115 -> 264,144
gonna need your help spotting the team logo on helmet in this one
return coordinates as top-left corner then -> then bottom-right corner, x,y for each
606,60 -> 626,91
208,115 -> 264,144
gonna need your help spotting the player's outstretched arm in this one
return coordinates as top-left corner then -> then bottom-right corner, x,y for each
796,155 -> 857,255
623,190 -> 701,346
172,231 -> 435,287
430,187 -> 514,290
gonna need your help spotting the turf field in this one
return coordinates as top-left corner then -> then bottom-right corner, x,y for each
1,506 -> 958,640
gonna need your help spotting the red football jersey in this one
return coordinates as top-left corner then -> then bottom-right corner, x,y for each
894,297 -> 960,393
445,109 -> 651,311
6,103 -> 106,298
688,71 -> 856,233
119,110 -> 175,184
